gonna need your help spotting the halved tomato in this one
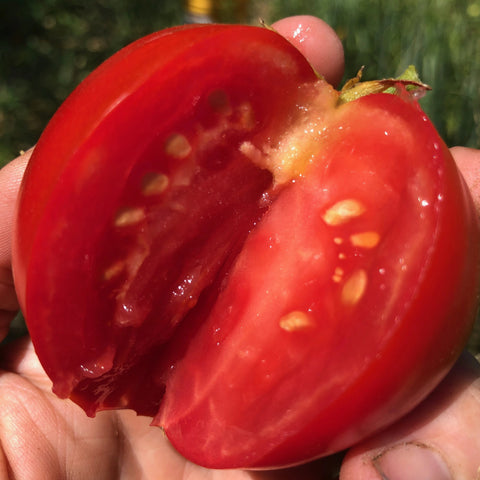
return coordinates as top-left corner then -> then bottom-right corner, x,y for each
13,24 -> 480,468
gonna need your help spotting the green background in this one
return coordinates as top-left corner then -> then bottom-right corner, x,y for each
1,0 -> 479,351
2,0 -> 480,165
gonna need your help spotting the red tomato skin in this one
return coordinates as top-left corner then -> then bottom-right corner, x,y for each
12,23 -> 480,470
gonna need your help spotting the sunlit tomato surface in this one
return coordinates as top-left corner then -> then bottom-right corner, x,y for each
13,24 -> 480,469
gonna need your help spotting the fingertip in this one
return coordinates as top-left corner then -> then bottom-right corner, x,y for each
450,146 -> 480,214
272,15 -> 345,87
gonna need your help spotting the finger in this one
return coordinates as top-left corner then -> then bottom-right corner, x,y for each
272,15 -> 345,87
339,352 -> 480,479
450,146 -> 480,214
0,149 -> 31,340
0,149 -> 31,269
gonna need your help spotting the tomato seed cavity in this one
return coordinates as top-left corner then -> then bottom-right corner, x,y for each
208,89 -> 232,116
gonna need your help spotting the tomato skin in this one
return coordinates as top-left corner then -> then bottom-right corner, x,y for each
12,24 -> 480,469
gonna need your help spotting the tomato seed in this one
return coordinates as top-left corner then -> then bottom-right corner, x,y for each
341,269 -> 368,306
350,231 -> 381,248
322,199 -> 366,226
114,207 -> 146,227
102,261 -> 125,281
164,133 -> 192,159
279,311 -> 313,331
332,267 -> 344,283
142,172 -> 169,196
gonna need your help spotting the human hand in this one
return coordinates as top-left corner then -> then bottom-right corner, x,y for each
0,16 -> 479,479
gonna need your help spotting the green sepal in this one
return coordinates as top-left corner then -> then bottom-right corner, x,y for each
338,65 -> 431,105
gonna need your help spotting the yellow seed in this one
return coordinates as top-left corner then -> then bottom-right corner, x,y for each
165,133 -> 192,159
279,311 -> 313,331
142,172 -> 169,196
332,267 -> 344,283
350,231 -> 381,248
114,207 -> 145,227
322,199 -> 366,226
102,261 -> 125,281
333,237 -> 343,245
341,269 -> 368,306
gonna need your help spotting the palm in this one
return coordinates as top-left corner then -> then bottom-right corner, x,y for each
0,337 -> 338,480
0,337 -> 191,479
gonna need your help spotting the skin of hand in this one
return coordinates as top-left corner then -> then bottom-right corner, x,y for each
0,15 -> 479,480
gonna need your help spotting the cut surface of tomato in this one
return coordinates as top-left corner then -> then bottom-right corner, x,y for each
13,24 -> 480,469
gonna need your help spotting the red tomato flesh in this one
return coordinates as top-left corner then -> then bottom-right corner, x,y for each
13,24 -> 480,469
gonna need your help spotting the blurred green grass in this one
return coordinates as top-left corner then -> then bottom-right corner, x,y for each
0,0 -> 184,166
0,0 -> 479,352
269,0 -> 480,148
1,0 -> 479,166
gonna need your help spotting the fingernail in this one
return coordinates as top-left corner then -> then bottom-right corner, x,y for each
373,442 -> 453,480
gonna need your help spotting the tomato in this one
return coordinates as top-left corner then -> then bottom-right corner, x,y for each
12,24 -> 480,469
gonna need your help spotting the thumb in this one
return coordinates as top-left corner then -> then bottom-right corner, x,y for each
340,352 -> 480,480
